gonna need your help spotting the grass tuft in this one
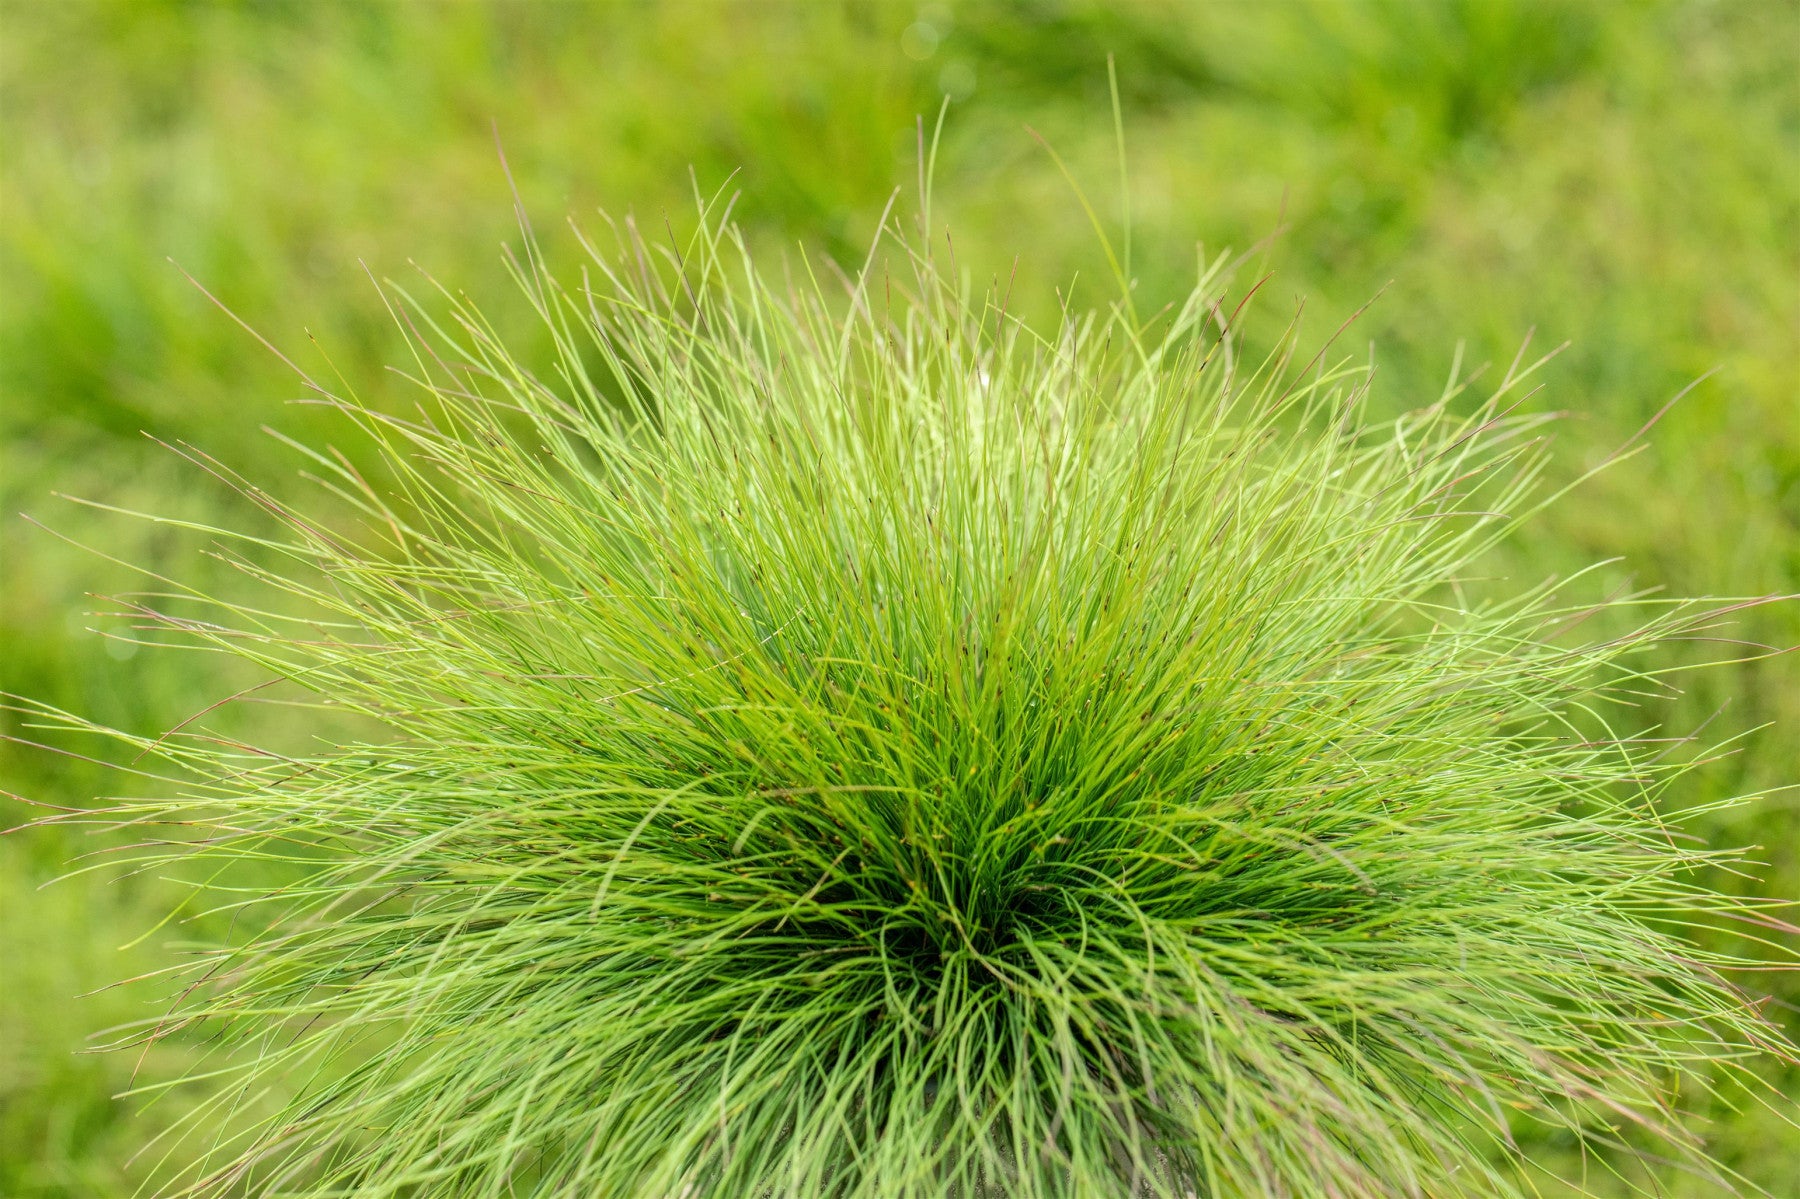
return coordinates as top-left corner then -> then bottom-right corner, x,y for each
22,200 -> 1797,1198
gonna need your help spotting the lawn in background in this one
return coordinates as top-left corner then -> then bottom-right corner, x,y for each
2,2 -> 1795,1194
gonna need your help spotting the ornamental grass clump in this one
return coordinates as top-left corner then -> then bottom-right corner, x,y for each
30,199 -> 1796,1197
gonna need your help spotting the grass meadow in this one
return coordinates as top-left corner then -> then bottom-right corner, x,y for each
2,1 -> 1796,1194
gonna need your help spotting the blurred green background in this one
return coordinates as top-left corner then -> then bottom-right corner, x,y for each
2,1 -> 1795,1194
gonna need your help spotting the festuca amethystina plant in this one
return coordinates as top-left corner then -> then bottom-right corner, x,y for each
25,188 -> 1798,1198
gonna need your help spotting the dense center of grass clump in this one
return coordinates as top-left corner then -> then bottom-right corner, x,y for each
43,206 -> 1795,1199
